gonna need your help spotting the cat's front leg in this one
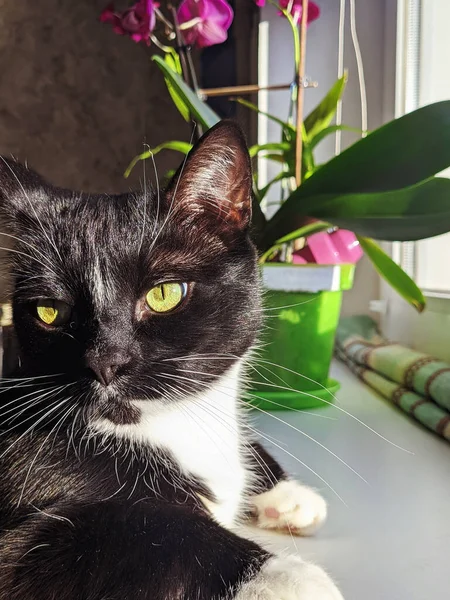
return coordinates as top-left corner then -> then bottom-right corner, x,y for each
248,442 -> 327,536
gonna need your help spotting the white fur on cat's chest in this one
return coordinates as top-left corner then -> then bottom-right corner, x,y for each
93,365 -> 248,529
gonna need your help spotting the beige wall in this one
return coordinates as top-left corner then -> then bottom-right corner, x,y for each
0,0 -> 188,193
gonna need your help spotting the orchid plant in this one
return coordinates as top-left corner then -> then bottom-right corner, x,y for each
101,0 -> 237,48
100,0 -> 450,313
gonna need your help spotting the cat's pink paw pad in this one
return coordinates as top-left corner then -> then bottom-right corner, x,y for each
251,480 -> 327,536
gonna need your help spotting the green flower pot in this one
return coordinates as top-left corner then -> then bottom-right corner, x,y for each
248,263 -> 355,411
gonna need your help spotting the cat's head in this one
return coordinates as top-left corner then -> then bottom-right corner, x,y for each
0,121 -> 261,424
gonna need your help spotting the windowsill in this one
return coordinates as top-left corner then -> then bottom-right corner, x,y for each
423,293 -> 450,313
246,360 -> 450,599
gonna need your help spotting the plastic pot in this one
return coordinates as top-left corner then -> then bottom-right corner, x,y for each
248,263 -> 355,411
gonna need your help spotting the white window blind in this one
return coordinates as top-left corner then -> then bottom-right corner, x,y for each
398,0 -> 450,295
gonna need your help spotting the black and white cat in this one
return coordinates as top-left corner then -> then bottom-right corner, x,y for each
0,121 -> 343,599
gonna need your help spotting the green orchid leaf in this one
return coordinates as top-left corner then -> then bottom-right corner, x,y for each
263,177 -> 450,247
260,153 -> 286,163
124,140 -> 192,178
302,142 -> 315,176
294,100 -> 450,198
249,142 -> 290,158
164,168 -> 177,183
262,101 -> 450,248
152,55 -> 220,129
257,171 -> 293,202
273,221 -> 332,245
304,74 -> 348,140
307,177 -> 450,240
251,194 -> 267,243
235,98 -> 295,135
358,236 -> 426,312
163,52 -> 190,122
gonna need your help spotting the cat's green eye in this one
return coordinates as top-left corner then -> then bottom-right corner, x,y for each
36,299 -> 71,326
145,282 -> 188,314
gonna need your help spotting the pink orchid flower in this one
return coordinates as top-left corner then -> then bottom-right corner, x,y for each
278,0 -> 320,24
177,0 -> 234,48
100,0 -> 158,45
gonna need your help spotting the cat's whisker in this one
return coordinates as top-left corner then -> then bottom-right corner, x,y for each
260,296 -> 320,311
67,406 -> 83,460
0,373 -> 64,381
145,124 -> 197,258
172,367 -> 336,421
187,398 -> 280,492
0,383 -> 72,431
17,399 -> 76,507
0,157 -> 63,265
244,398 -> 369,485
0,232 -> 60,274
0,384 -> 65,417
0,381 -> 59,398
160,372 -> 346,504
143,372 -> 283,448
0,245 -> 59,273
155,376 -> 280,490
145,146 -> 161,243
238,414 -> 347,505
1,395 -> 64,433
162,352 -> 412,453
158,370 -> 367,486
0,395 -> 72,459
138,144 -> 150,253
247,359 -> 413,454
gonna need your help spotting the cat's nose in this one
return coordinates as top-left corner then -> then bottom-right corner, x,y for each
86,352 -> 131,387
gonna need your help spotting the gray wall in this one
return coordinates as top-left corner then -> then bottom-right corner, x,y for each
0,0 -> 188,193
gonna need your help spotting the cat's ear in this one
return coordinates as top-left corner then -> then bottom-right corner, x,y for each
0,157 -> 46,221
0,156 -> 45,215
0,159 -> 48,302
165,120 -> 252,231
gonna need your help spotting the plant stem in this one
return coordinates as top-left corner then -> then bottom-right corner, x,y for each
168,4 -> 203,138
155,8 -> 175,32
282,8 -> 302,208
150,35 -> 174,53
168,6 -> 190,83
199,81 -> 317,97
295,0 -> 309,186
185,46 -> 200,94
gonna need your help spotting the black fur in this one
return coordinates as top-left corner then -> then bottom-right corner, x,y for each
0,121 -> 286,599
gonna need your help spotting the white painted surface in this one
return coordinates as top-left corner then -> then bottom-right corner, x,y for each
413,0 -> 450,295
416,233 -> 450,294
382,1 -> 450,347
241,360 -> 450,599
381,282 -> 450,363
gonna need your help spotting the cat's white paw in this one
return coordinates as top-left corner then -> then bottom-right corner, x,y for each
235,556 -> 343,600
251,480 -> 327,536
